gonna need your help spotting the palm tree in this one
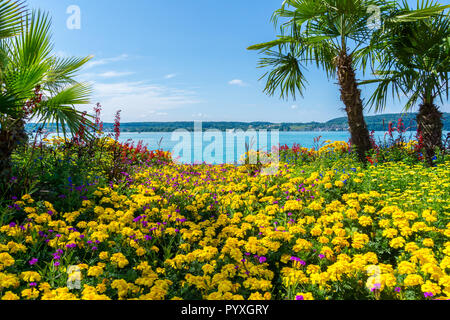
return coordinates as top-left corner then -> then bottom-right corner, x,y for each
364,1 -> 449,166
0,7 -> 93,184
247,0 -> 449,162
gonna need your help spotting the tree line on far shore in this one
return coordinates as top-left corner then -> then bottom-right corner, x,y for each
27,112 -> 450,133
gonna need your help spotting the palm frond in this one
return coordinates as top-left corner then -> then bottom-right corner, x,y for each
45,55 -> 93,92
33,82 -> 94,138
0,0 -> 26,40
7,9 -> 52,69
257,44 -> 307,100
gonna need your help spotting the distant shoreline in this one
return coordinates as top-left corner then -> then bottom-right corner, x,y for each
26,112 -> 450,133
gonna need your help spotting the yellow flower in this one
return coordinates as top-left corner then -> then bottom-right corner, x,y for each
0,252 -> 15,270
389,237 -> 406,249
1,291 -> 20,300
21,288 -> 40,299
403,274 -> 424,287
294,292 -> 314,300
422,238 -> 434,247
20,271 -> 42,282
358,216 -> 373,227
87,266 -> 104,277
421,280 -> 441,296
334,181 -> 344,188
397,261 -> 416,275
99,251 -> 109,260
110,253 -> 129,268
135,247 -> 146,256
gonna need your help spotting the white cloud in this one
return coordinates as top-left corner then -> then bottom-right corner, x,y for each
84,54 -> 129,70
98,71 -> 135,78
76,71 -> 135,81
86,81 -> 201,122
228,79 -> 247,87
291,105 -> 298,109
164,73 -> 177,79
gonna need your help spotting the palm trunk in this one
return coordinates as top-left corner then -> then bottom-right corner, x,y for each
417,102 -> 443,166
336,51 -> 372,163
0,117 -> 28,188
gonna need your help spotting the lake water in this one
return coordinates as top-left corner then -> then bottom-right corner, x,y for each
112,130 -> 449,164
44,130 -> 448,164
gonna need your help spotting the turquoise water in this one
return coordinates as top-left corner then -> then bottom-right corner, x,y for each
113,131 -> 449,164
44,130 -> 448,164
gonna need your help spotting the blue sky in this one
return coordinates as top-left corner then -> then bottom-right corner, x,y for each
27,0 -> 449,123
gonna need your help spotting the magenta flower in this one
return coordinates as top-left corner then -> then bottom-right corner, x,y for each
295,295 -> 304,300
29,258 -> 38,265
371,283 -> 381,292
318,254 -> 325,259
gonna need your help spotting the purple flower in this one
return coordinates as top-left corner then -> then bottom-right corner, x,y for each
92,246 -> 98,251
9,222 -> 16,228
394,287 -> 401,293
66,243 -> 76,249
424,292 -> 434,298
259,256 -> 267,264
29,282 -> 37,287
54,261 -> 60,267
295,295 -> 304,300
29,258 -> 38,265
318,254 -> 325,259
371,283 -> 381,292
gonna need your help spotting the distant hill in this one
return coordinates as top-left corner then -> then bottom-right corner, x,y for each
26,112 -> 450,133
